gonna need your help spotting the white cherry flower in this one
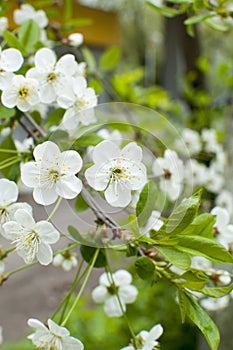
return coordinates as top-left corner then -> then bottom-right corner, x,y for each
211,206 -> 233,248
0,47 -> 23,90
204,167 -> 224,194
53,252 -> 78,271
3,209 -> 59,265
1,75 -> 40,112
200,295 -> 230,311
92,269 -> 138,317
85,140 -> 147,207
58,76 -> 97,132
153,149 -> 184,201
0,178 -> 32,234
176,128 -> 201,155
14,4 -> 48,29
201,128 -> 219,153
216,190 -> 233,216
28,318 -> 84,349
26,48 -> 78,103
121,324 -> 163,350
21,141 -> 83,205
0,17 -> 8,35
184,159 -> 206,187
68,33 -> 84,47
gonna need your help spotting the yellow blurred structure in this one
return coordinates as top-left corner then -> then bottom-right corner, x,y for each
7,1 -> 121,47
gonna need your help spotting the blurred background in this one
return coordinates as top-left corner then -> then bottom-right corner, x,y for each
0,0 -> 233,349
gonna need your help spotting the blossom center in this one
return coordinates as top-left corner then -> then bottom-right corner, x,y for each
18,87 -> 28,98
13,230 -> 41,262
47,73 -> 57,83
110,166 -> 128,183
107,284 -> 119,295
49,169 -> 60,183
163,168 -> 172,180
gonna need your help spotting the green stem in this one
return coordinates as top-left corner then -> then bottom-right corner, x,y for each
47,197 -> 63,222
0,158 -> 20,170
6,260 -> 38,277
0,149 -> 19,153
58,260 -> 88,324
0,156 -> 18,166
61,248 -> 100,326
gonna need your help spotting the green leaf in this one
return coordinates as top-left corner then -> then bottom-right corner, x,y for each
135,256 -> 155,280
205,18 -> 228,32
184,14 -> 212,25
3,31 -> 27,55
80,246 -> 107,268
183,292 -> 220,350
136,181 -> 158,227
0,106 -> 16,119
156,246 -> 191,270
75,134 -> 103,147
100,46 -> 121,71
178,289 -> 187,323
176,235 -> 233,264
18,20 -> 41,52
201,284 -> 233,298
179,270 -> 209,290
89,78 -> 103,94
154,190 -> 201,237
82,47 -> 96,74
44,108 -> 65,130
181,213 -> 215,238
0,136 -> 20,181
75,194 -> 89,212
68,225 -> 87,244
48,130 -> 70,151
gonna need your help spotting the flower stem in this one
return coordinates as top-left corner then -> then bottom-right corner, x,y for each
61,248 -> 100,326
0,149 -> 19,153
6,260 -> 38,277
0,158 -> 21,170
47,197 -> 63,222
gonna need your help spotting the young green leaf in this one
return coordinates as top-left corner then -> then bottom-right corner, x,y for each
99,46 -> 121,71
183,292 -> 220,350
3,31 -> 27,55
136,181 -> 158,227
135,256 -> 155,280
201,284 -> 233,298
181,213 -> 215,238
18,19 -> 41,53
75,194 -> 89,212
156,246 -> 191,270
178,270 -> 209,291
153,190 -> 202,237
176,235 -> 233,264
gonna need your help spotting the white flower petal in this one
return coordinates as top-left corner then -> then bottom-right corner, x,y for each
56,176 -> 82,199
60,150 -> 83,175
56,54 -> 77,76
33,186 -> 58,205
35,221 -> 60,243
39,83 -> 57,103
92,285 -> 108,303
99,272 -> 112,286
17,98 -> 31,112
27,318 -> 48,332
113,269 -> 132,286
21,162 -> 40,188
37,242 -> 53,265
146,324 -> 163,343
14,209 -> 35,228
0,48 -> 23,72
211,206 -> 229,232
35,48 -> 56,72
85,164 -> 109,191
2,221 -> 21,240
0,179 -> 18,206
61,337 -> 84,350
92,140 -> 120,164
104,295 -> 125,317
119,285 -> 138,304
105,182 -> 132,207
33,141 -> 60,163
48,319 -> 70,337
120,142 -> 143,162
1,89 -> 17,108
